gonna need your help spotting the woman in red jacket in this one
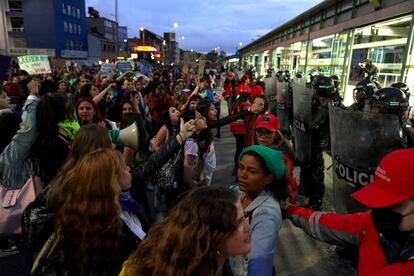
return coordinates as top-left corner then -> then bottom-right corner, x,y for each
285,148 -> 414,276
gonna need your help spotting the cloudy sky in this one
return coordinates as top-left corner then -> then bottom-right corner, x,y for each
85,0 -> 324,54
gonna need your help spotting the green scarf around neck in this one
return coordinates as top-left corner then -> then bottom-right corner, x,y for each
58,120 -> 80,140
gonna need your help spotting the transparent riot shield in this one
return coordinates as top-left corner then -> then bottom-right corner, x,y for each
263,74 -> 277,115
276,80 -> 291,133
329,106 -> 402,214
292,77 -> 312,165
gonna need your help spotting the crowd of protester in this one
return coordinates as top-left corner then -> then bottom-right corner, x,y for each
0,62 -> 412,275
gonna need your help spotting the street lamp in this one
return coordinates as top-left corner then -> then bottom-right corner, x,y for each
140,27 -> 145,59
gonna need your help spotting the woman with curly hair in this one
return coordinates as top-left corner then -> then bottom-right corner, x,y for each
32,148 -> 133,275
122,186 -> 251,276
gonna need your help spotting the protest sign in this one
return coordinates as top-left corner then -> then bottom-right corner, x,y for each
17,55 -> 51,75
116,60 -> 134,73
100,63 -> 116,77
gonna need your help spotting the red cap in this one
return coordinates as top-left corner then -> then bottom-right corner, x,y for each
236,83 -> 251,96
254,113 -> 280,132
250,85 -> 264,98
240,74 -> 250,83
352,148 -> 414,208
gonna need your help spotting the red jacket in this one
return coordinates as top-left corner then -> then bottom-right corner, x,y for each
287,206 -> 414,276
229,101 -> 251,134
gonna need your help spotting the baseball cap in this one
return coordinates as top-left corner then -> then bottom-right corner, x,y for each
352,148 -> 414,208
254,113 -> 280,132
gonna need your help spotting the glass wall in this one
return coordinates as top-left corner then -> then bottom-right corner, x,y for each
275,42 -> 304,73
350,15 -> 412,86
344,14 -> 412,106
306,32 -> 348,76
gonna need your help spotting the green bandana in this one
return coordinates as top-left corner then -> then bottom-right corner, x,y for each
58,120 -> 80,140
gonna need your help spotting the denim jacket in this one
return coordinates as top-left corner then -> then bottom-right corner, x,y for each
230,189 -> 282,276
0,95 -> 38,190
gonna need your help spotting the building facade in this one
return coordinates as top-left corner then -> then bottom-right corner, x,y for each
163,32 -> 179,65
239,0 -> 414,106
86,14 -> 118,61
128,29 -> 163,61
0,0 -> 88,59
118,25 -> 127,57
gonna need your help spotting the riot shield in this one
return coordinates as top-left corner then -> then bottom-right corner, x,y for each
292,77 -> 312,165
263,74 -> 277,115
276,80 -> 291,132
329,106 -> 402,214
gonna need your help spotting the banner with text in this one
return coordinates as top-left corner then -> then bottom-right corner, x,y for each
18,55 -> 51,75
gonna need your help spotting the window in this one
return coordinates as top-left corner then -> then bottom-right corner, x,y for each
65,39 -> 70,49
9,1 -> 23,12
68,22 -> 72,33
103,44 -> 106,51
72,7 -> 76,17
67,5 -> 71,16
77,8 -> 80,19
70,40 -> 74,50
64,21 -> 68,32
78,25 -> 81,35
104,20 -> 113,28
10,17 -> 24,32
338,0 -> 353,13
62,3 -> 66,14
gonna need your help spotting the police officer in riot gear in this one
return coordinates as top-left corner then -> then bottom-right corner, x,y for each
391,82 -> 410,100
349,79 -> 377,112
300,76 -> 342,210
367,87 -> 412,147
330,75 -> 341,93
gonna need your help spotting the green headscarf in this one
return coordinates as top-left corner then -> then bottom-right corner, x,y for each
238,145 -> 285,180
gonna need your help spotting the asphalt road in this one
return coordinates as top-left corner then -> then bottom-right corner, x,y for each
211,92 -> 357,276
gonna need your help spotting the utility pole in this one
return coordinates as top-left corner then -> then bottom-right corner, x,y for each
115,0 -> 119,57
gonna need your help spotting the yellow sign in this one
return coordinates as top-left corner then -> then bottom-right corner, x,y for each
136,46 -> 157,52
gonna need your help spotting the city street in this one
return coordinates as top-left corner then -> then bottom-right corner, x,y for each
212,94 -> 356,275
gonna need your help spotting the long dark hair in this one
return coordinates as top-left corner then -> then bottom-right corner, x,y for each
196,99 -> 214,159
30,93 -> 74,184
242,151 -> 288,201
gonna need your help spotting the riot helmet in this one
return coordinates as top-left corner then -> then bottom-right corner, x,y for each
369,87 -> 409,120
391,82 -> 410,101
314,76 -> 336,98
283,70 -> 291,82
330,75 -> 341,90
276,70 -> 284,82
308,69 -> 319,85
353,79 -> 377,103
